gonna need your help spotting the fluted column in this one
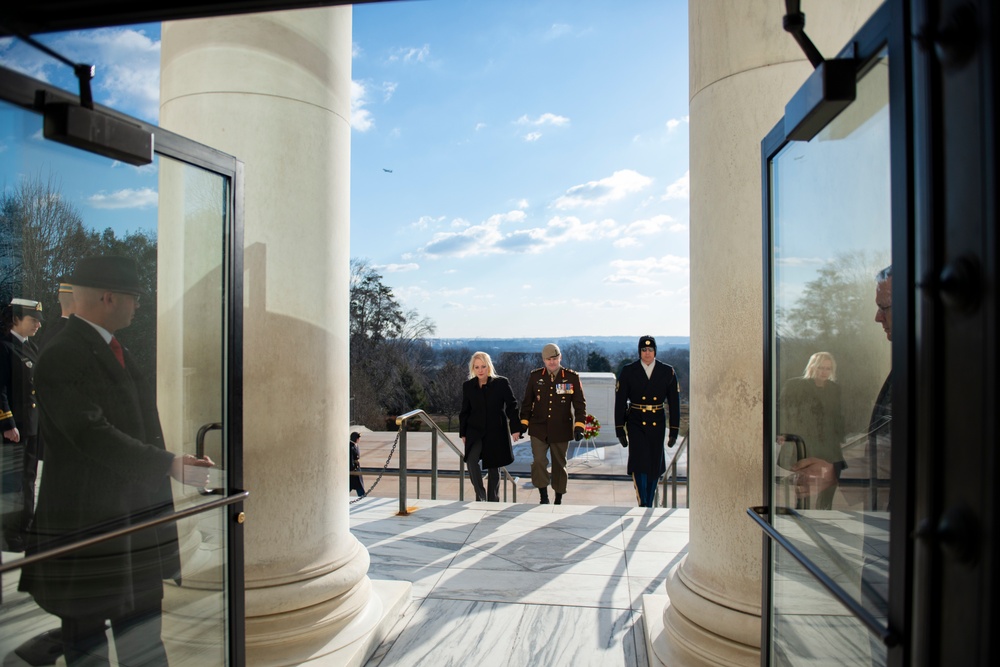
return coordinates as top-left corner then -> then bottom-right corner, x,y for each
159,7 -> 407,665
645,2 -> 882,665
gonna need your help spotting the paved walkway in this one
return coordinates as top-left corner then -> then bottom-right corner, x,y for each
353,497 -> 690,667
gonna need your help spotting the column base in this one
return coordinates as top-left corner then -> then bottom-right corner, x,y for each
248,579 -> 410,667
643,593 -> 760,667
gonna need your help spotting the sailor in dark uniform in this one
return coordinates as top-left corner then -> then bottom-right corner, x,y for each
1,298 -> 44,551
519,343 -> 587,505
615,336 -> 680,508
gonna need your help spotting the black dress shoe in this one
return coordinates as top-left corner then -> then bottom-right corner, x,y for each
14,628 -> 62,667
539,488 -> 550,504
554,493 -> 563,505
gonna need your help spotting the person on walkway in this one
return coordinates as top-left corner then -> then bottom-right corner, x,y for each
520,343 -> 586,505
19,256 -> 214,667
1,298 -> 44,552
459,352 -> 519,502
349,431 -> 366,497
777,351 -> 846,509
614,336 -> 681,508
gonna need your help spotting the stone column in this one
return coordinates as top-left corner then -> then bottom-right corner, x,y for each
160,8 -> 407,665
645,2 -> 882,664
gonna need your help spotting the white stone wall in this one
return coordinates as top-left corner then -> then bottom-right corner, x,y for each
578,372 -> 617,444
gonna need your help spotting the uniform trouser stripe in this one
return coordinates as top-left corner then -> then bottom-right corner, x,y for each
632,472 -> 658,508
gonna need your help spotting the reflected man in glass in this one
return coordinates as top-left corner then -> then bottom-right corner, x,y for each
19,256 -> 213,667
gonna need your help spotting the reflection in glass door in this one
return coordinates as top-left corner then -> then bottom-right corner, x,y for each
765,51 -> 892,666
0,72 -> 241,665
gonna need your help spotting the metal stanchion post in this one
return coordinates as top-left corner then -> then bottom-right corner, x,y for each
399,427 -> 408,515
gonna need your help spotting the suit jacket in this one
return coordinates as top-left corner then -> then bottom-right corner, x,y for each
519,367 -> 587,443
34,315 -> 69,351
1,333 -> 40,437
615,359 -> 680,475
19,315 -> 180,618
459,375 -> 518,469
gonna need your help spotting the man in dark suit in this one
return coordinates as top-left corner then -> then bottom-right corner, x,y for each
2,297 -> 44,552
519,343 -> 586,505
19,256 -> 213,667
34,279 -> 75,352
615,336 -> 681,508
348,431 -> 366,497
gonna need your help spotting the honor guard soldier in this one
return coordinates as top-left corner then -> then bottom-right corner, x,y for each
519,343 -> 587,504
615,335 -> 680,508
1,298 -> 44,552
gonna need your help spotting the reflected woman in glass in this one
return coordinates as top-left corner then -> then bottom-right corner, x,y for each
459,351 -> 520,502
778,351 -> 846,509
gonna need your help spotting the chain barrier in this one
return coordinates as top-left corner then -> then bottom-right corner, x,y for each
350,427 -> 402,505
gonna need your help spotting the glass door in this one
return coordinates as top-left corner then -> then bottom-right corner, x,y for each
754,7 -> 901,667
0,65 -> 244,666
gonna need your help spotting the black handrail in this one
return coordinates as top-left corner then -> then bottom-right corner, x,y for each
395,409 -> 517,514
0,490 -> 248,575
747,505 -> 897,647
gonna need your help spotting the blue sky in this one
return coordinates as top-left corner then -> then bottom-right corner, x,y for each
1,0 -> 691,338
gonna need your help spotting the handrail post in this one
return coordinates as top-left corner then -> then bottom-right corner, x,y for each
431,428 -> 438,499
459,459 -> 465,501
398,425 -> 408,515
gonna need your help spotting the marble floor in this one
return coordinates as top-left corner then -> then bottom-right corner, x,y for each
351,497 -> 690,667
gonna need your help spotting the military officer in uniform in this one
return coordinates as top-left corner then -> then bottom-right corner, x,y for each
519,343 -> 587,505
1,298 -> 44,552
615,335 -> 680,508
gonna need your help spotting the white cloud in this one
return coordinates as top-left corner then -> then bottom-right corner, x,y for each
517,113 -> 570,127
517,199 -> 529,209
388,44 -> 431,64
666,115 -> 690,131
412,215 -> 445,230
381,81 -> 398,102
377,263 -> 420,273
552,169 -> 653,210
545,23 -> 573,40
418,211 -> 628,259
524,132 -> 542,142
352,42 -> 361,58
662,170 -> 689,200
351,80 -> 374,131
624,214 -> 675,236
605,255 -> 690,284
475,122 -> 487,131
88,187 -> 158,209
669,223 -> 688,233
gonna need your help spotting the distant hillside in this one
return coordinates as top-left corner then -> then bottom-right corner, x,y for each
424,336 -> 689,355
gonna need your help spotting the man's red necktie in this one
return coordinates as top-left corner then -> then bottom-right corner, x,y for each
109,336 -> 125,368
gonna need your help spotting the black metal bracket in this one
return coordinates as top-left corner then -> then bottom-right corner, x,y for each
783,0 -> 825,68
781,1 -> 857,142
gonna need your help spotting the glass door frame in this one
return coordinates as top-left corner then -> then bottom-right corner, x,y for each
755,3 -> 916,666
0,63 -> 246,666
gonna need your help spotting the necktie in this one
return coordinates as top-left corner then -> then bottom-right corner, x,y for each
109,336 -> 125,368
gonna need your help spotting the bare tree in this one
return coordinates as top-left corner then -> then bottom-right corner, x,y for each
349,258 -> 436,429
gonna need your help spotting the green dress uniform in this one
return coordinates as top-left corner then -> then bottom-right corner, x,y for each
519,366 -> 587,495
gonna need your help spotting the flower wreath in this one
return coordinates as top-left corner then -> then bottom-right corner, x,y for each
583,414 -> 601,440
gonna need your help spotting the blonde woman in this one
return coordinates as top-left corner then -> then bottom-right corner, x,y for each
458,352 -> 520,502
778,351 -> 846,509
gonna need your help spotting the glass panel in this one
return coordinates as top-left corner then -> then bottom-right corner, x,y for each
1,97 -> 231,663
772,542 -> 887,666
1,507 -> 229,666
768,49 -> 892,648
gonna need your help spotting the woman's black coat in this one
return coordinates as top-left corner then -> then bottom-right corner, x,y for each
458,375 -> 518,469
